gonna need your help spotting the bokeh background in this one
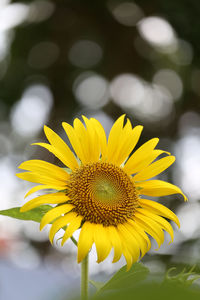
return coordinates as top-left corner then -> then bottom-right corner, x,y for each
0,0 -> 200,299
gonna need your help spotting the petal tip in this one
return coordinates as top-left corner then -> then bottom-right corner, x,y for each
49,238 -> 53,245
126,263 -> 132,271
77,252 -> 85,264
62,121 -> 67,127
81,115 -> 88,121
112,257 -> 121,263
138,125 -> 144,130
20,206 -> 27,213
176,218 -> 181,228
77,257 -> 81,264
17,164 -> 23,170
44,125 -> 51,135
40,223 -> 44,231
96,259 -> 102,264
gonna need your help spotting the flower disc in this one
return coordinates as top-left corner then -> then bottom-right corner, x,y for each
66,162 -> 139,226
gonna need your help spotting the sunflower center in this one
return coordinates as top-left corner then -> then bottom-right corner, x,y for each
66,162 -> 139,226
94,178 -> 117,203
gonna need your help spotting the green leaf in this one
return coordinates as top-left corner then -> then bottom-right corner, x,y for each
90,280 -> 105,292
96,262 -> 149,293
0,205 -> 52,223
0,205 -> 78,246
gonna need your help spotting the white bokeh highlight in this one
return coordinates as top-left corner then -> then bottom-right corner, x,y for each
73,72 -> 110,108
110,73 -> 174,123
153,69 -> 183,100
11,84 -> 53,137
137,16 -> 177,53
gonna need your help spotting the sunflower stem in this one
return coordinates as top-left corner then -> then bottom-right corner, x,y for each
81,254 -> 89,300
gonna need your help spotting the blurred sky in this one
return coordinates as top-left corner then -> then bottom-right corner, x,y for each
0,0 -> 200,299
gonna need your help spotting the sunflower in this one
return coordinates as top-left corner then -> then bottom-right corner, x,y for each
17,115 -> 187,269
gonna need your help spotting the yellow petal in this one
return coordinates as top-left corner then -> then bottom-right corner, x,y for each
123,138 -> 160,175
107,115 -> 125,162
93,224 -> 112,263
108,118 -> 132,164
117,223 -> 140,263
40,204 -> 74,230
120,240 -> 133,271
62,122 -> 86,163
20,192 -> 68,212
125,150 -> 169,176
61,215 -> 83,246
128,219 -> 151,251
31,143 -> 78,170
139,199 -> 180,228
16,171 -> 67,188
24,185 -> 62,198
44,126 -> 79,169
134,213 -> 164,248
133,156 -> 175,181
136,180 -> 187,201
78,222 -> 94,263
18,160 -> 69,182
125,222 -> 148,257
82,116 -> 100,162
33,129 -> 67,165
73,118 -> 91,163
124,251 -> 133,271
137,208 -> 174,243
49,212 -> 76,243
90,118 -> 107,160
115,124 -> 143,166
106,226 -> 123,263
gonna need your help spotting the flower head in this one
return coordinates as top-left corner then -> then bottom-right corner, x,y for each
17,115 -> 187,269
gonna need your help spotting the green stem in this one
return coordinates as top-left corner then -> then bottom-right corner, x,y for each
81,254 -> 89,300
